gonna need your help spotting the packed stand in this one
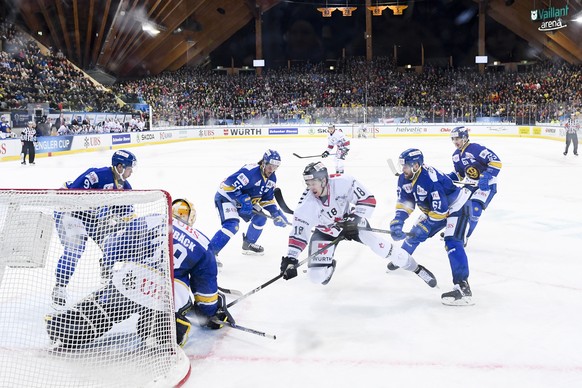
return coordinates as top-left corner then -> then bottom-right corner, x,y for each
0,21 -> 125,113
112,57 -> 581,126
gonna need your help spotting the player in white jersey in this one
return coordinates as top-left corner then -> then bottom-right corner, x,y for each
280,162 -> 436,287
321,124 -> 350,174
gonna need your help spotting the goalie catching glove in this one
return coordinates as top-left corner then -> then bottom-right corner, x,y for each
337,213 -> 362,241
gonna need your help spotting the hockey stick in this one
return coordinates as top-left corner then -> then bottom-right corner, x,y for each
387,159 -> 476,187
218,286 -> 243,296
210,318 -> 277,340
252,208 -> 291,226
387,158 -> 400,176
274,187 -> 294,215
358,226 -> 413,237
293,152 -> 335,159
226,235 -> 345,309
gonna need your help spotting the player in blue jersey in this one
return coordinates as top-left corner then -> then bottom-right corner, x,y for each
46,201 -> 233,349
0,114 -> 12,138
387,148 -> 475,306
171,198 -> 234,346
209,149 -> 289,260
52,150 -> 137,307
46,213 -> 173,349
448,126 -> 502,244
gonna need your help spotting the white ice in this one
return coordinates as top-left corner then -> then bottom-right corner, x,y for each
2,135 -> 581,388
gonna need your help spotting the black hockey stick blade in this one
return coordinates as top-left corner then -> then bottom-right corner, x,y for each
274,187 -> 294,215
293,153 -> 322,159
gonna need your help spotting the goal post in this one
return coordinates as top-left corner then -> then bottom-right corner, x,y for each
0,189 -> 191,388
350,123 -> 377,138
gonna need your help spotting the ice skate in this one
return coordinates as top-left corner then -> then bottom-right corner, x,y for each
441,280 -> 474,306
242,233 -> 264,255
414,265 -> 437,288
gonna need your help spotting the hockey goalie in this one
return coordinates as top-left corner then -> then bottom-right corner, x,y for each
45,213 -> 173,349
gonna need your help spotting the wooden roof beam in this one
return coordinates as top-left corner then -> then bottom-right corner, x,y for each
37,0 -> 64,54
91,0 -> 112,68
72,0 -> 82,63
54,0 -> 73,60
119,0 -> 196,75
83,0 -> 95,68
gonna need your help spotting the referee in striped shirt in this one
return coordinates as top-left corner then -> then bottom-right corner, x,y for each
564,122 -> 579,156
20,121 -> 38,165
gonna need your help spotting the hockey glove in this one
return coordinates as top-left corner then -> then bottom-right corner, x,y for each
389,219 -> 406,241
271,209 -> 289,227
321,150 -> 330,158
280,256 -> 299,280
236,194 -> 253,216
206,293 -> 235,330
478,171 -> 492,191
338,213 -> 361,241
409,219 -> 435,243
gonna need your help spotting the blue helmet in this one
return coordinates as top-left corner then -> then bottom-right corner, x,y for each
399,148 -> 424,167
112,150 -> 137,168
263,149 -> 281,166
451,126 -> 469,141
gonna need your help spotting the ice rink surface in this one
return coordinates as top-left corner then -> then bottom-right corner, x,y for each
2,134 -> 581,388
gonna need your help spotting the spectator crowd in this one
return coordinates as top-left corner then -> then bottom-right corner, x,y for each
1,20 -> 580,129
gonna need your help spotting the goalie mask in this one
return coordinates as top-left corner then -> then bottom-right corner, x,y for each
172,198 -> 196,226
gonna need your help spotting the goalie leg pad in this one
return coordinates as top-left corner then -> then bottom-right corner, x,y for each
175,314 -> 192,347
45,296 -> 113,348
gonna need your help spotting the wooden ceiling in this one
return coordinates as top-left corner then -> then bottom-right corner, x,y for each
8,0 -> 280,78
484,0 -> 582,64
4,0 -> 581,79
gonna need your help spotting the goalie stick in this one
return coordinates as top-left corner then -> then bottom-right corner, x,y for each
386,159 -> 476,187
293,152 -> 335,159
218,286 -> 242,296
226,235 -> 345,309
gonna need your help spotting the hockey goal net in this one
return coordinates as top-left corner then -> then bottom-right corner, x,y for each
350,124 -> 377,138
0,189 -> 190,388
